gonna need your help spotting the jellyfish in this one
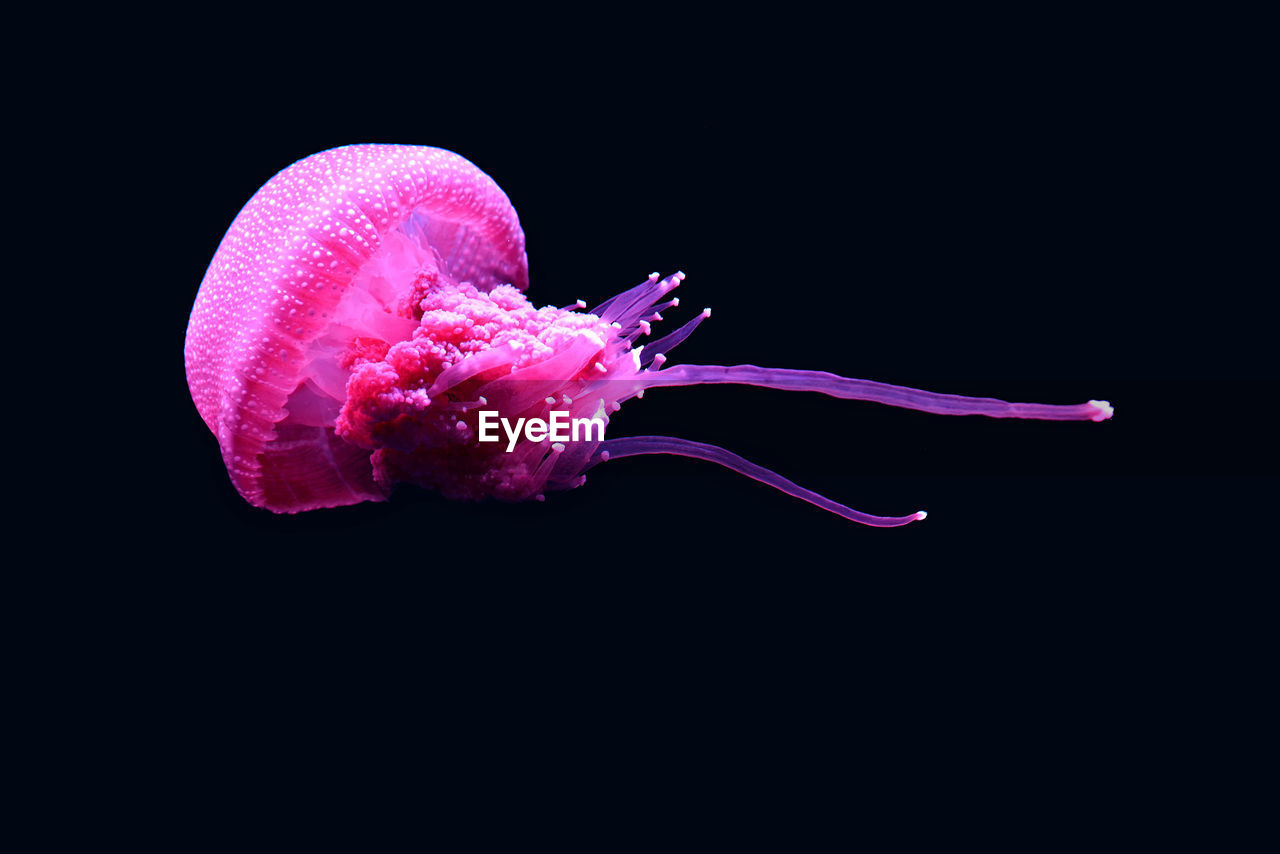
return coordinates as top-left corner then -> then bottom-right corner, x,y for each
185,144 -> 1111,527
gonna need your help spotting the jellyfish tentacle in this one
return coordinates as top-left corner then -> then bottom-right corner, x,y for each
638,308 -> 712,367
588,435 -> 926,528
532,442 -> 567,485
636,364 -> 1113,422
592,271 -> 684,325
589,271 -> 658,318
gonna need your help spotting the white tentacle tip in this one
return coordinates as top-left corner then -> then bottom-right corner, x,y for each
1087,400 -> 1114,422
913,511 -> 928,521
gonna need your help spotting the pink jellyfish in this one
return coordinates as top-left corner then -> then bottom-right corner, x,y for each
185,144 -> 1112,527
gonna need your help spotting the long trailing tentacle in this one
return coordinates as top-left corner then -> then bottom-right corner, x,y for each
636,364 -> 1113,422
587,436 -> 927,528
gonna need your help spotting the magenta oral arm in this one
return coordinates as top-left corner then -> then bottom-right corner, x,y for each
636,364 -> 1114,422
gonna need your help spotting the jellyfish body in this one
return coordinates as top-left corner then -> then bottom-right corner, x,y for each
185,144 -> 1111,526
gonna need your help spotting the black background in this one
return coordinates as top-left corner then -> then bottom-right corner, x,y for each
51,9 -> 1273,839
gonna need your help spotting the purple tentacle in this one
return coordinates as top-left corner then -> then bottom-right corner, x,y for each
592,271 -> 684,326
639,308 -> 711,367
638,364 -> 1114,421
590,435 -> 927,528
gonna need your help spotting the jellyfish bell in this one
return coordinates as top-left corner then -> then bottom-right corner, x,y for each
185,144 -> 1111,526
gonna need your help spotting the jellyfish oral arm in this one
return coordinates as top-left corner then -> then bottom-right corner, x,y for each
589,436 -> 927,528
637,364 -> 1114,422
